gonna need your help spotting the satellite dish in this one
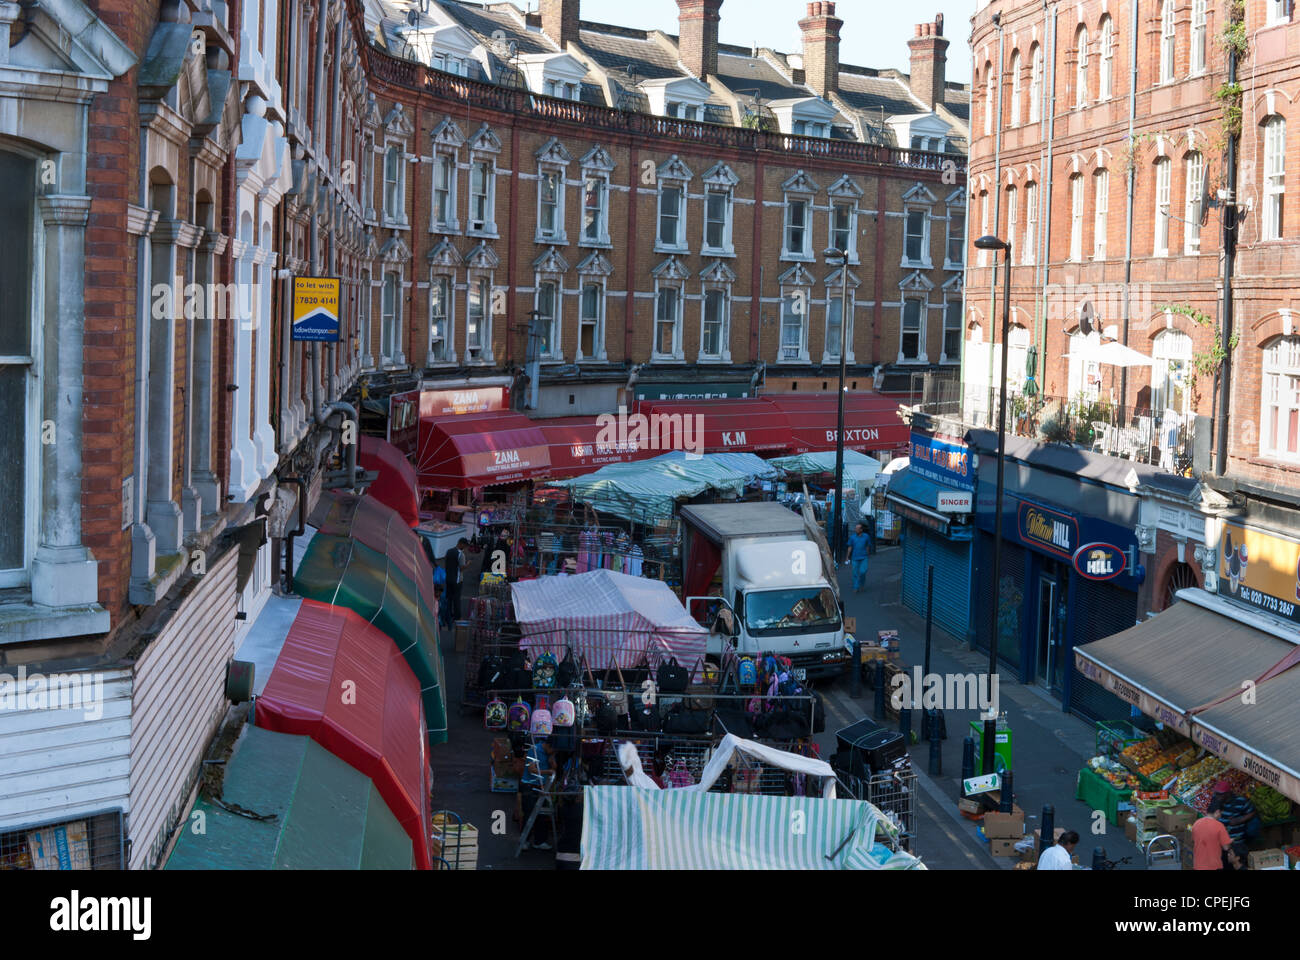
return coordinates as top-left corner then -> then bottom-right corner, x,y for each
1078,301 -> 1095,337
406,10 -> 419,26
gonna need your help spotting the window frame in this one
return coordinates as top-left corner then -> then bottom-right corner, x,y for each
779,286 -> 811,363
1099,16 -> 1115,100
534,278 -> 563,361
984,68 -> 995,137
1160,0 -> 1176,85
428,271 -> 456,364
1005,186 -> 1018,260
700,285 -> 731,362
1184,152 -> 1205,254
536,166 -> 567,244
1190,0 -> 1207,76
383,141 -> 406,224
1029,45 -> 1044,123
380,270 -> 403,365
703,186 -> 734,256
578,280 -> 606,361
1267,0 -> 1293,28
945,205 -> 966,269
1152,328 -> 1194,416
902,205 -> 932,268
1075,27 -> 1089,109
830,200 -> 858,262
1009,50 -> 1023,127
1093,168 -> 1110,260
822,286 -> 855,364
1023,181 -> 1039,266
979,190 -> 991,266
1154,157 -> 1172,256
783,195 -> 814,261
941,298 -> 963,364
468,157 -> 497,237
1262,336 -> 1300,461
1264,116 -> 1286,241
1069,174 -> 1085,262
899,296 -> 926,363
465,273 -> 494,363
655,179 -> 689,254
581,170 -> 610,247
431,150 -> 458,232
653,280 -> 685,360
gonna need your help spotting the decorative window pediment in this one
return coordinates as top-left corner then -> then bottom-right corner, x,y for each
466,241 -> 500,269
828,175 -> 864,199
651,256 -> 691,281
379,235 -> 413,263
824,267 -> 861,288
703,162 -> 740,188
700,260 -> 737,284
902,182 -> 938,204
469,123 -> 502,155
431,116 -> 465,148
383,103 -> 415,138
532,246 -> 570,274
580,145 -> 615,172
363,94 -> 382,129
782,170 -> 820,195
777,263 -> 815,286
657,155 -> 694,183
427,237 -> 464,267
577,251 -> 614,277
900,270 -> 934,292
362,228 -> 380,259
535,137 -> 572,166
945,188 -> 965,205
943,272 -> 964,293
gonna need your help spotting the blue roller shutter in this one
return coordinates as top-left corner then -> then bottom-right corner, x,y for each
902,523 -> 973,643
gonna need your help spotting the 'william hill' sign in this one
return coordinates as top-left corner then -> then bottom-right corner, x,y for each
1018,502 -> 1078,559
1072,542 -> 1127,581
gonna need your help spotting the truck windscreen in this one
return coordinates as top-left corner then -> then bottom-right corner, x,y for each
744,587 -> 841,637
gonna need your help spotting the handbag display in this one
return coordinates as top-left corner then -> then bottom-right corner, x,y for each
656,656 -> 689,694
478,654 -> 507,691
556,647 -> 579,687
505,649 -> 532,690
662,703 -> 711,735
623,652 -> 651,688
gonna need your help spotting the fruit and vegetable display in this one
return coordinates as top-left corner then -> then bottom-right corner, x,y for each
1249,784 -> 1294,823
1088,756 -> 1139,790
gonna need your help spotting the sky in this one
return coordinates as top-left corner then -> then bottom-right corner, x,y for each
576,0 -> 977,84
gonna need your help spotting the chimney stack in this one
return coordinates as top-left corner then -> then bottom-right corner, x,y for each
907,14 -> 949,111
677,0 -> 724,79
540,0 -> 580,49
798,2 -> 843,99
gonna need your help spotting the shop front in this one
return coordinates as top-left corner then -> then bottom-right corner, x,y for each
891,431 -> 976,644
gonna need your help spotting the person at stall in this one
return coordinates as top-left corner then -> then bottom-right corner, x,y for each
1036,830 -> 1079,870
554,793 -> 583,870
1210,781 -> 1261,849
1191,805 -> 1234,870
517,738 -> 556,851
845,522 -> 872,593
441,538 -> 469,629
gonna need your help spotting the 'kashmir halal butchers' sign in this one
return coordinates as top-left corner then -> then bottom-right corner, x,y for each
1216,520 -> 1300,624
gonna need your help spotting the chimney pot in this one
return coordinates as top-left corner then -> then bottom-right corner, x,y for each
540,0 -> 580,49
677,0 -> 724,79
907,13 -> 950,110
799,0 -> 843,98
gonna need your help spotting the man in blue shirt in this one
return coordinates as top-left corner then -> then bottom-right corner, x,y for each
846,522 -> 872,592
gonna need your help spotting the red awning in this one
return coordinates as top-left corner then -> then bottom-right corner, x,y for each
254,599 -> 433,870
357,434 -> 420,527
540,416 -> 652,479
634,398 -> 792,454
416,411 -> 553,489
763,393 -> 909,455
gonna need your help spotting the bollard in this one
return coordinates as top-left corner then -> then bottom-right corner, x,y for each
850,637 -> 862,700
873,660 -> 886,720
999,769 -> 1013,813
1041,803 -> 1056,851
960,736 -> 976,796
898,706 -> 912,745
928,721 -> 942,776
981,716 -> 996,775
920,707 -> 930,741
1092,847 -> 1107,871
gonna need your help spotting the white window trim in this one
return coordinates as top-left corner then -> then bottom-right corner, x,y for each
652,279 -> 685,361
580,170 -> 612,248
534,276 -> 564,361
1023,183 -> 1039,266
1069,175 -> 1085,262
703,186 -> 736,257
1267,0 -> 1293,28
1009,51 -> 1023,127
1075,29 -> 1089,109
944,204 -> 966,270
382,140 -> 409,228
431,149 -> 460,233
1262,336 -> 1300,461
821,288 -> 855,365
699,285 -> 733,363
467,156 -> 499,238
1093,169 -> 1110,260
829,200 -> 860,265
778,285 -> 811,363
984,70 -> 995,137
1154,158 -> 1172,257
1005,187 -> 1018,262
901,205 -> 933,269
899,296 -> 928,364
577,280 -> 607,362
465,272 -> 496,364
380,269 -> 406,368
978,190 -> 991,266
428,271 -> 458,365
782,194 -> 816,262
654,179 -> 689,255
1099,18 -> 1115,100
940,298 -> 964,365
1152,329 -> 1194,415
1190,0 -> 1207,76
1264,116 -> 1286,242
1160,1 -> 1177,85
536,166 -> 568,245
1184,152 -> 1204,254
1029,46 -> 1044,123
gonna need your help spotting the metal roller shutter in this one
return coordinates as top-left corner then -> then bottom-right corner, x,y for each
1068,579 -> 1139,723
901,522 -> 925,615
901,524 -> 972,642
973,532 -> 1024,672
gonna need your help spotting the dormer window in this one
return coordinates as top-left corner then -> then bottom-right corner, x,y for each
667,102 -> 702,121
432,54 -> 464,75
520,53 -> 591,104
545,79 -> 581,101
793,120 -> 828,139
769,97 -> 841,138
641,77 -> 713,123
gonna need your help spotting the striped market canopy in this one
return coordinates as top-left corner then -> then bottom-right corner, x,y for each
581,786 -> 925,870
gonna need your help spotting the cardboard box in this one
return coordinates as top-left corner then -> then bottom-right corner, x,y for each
1248,848 -> 1286,871
1158,806 -> 1196,834
958,798 -> 982,816
27,821 -> 91,870
1124,816 -> 1139,843
1033,827 -> 1066,849
989,837 -> 1021,858
983,805 -> 1026,839
454,620 -> 469,653
1020,843 -> 1039,863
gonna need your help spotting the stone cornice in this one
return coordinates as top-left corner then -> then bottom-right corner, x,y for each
37,194 -> 92,227
126,204 -> 159,236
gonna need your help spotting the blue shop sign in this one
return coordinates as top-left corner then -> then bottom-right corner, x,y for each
908,432 -> 975,491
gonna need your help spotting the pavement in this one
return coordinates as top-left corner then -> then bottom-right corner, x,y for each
429,544 -> 1154,870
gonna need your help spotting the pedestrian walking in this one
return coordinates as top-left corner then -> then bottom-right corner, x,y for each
441,537 -> 468,628
845,522 -> 872,592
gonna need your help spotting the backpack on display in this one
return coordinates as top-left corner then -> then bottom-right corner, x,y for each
532,652 -> 559,689
667,760 -> 693,789
738,657 -> 757,688
553,697 -> 576,727
478,654 -> 507,691
508,697 -> 531,732
505,649 -> 531,690
484,697 -> 508,730
530,696 -> 553,737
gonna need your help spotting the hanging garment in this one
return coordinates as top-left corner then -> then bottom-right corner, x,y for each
627,544 -> 644,577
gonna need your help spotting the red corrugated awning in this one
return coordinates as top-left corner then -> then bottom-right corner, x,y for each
634,398 -> 792,454
254,599 -> 433,870
357,434 -> 420,527
540,416 -> 651,479
416,411 -> 552,489
763,393 -> 909,455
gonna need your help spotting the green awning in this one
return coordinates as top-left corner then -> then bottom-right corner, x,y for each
295,534 -> 448,744
165,726 -> 414,870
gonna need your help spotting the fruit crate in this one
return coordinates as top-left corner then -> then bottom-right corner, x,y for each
431,812 -> 478,870
1096,721 -> 1149,759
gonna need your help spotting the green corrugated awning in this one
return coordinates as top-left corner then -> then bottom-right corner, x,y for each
166,726 -> 414,870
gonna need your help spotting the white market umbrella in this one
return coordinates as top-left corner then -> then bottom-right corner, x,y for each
1063,340 -> 1154,368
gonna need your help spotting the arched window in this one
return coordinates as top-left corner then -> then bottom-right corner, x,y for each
1093,168 -> 1110,259
1029,45 -> 1044,123
1007,324 -> 1031,394
1075,26 -> 1089,108
1184,151 -> 1205,254
1009,50 -> 1022,127
1023,181 -> 1039,265
1099,16 -> 1115,99
984,66 -> 995,136
1152,329 -> 1192,415
1069,173 -> 1085,262
1068,331 -> 1102,400
1262,336 -> 1300,460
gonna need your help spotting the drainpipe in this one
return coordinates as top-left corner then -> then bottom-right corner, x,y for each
280,475 -> 306,592
1120,0 -> 1139,414
1215,40 -> 1238,476
987,13 -> 1006,423
1037,2 -> 1057,363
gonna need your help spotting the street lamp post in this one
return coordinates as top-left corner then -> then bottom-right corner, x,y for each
825,247 -> 851,564
974,233 -> 1012,776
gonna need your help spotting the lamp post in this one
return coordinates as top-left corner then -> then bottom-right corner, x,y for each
973,233 -> 1011,776
824,246 -> 851,564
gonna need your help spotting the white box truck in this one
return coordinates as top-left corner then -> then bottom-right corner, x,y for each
680,502 -> 852,680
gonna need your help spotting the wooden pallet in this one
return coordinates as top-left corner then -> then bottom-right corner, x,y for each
431,817 -> 479,870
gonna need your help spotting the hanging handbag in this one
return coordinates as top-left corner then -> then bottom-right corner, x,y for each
602,657 -> 628,714
656,656 -> 689,694
556,646 -> 579,687
505,648 -> 532,690
662,703 -> 711,735
478,653 -> 507,691
623,651 -> 651,688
